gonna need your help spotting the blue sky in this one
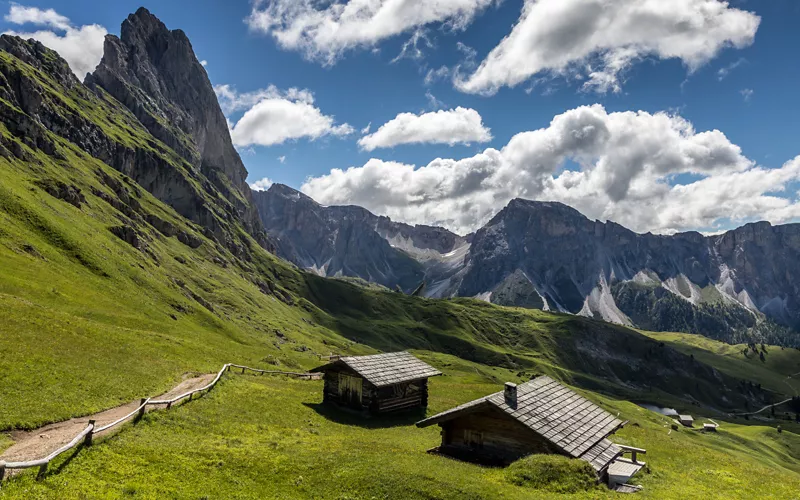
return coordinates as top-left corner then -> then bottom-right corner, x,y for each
3,0 -> 800,235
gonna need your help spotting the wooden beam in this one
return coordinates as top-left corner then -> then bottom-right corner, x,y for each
618,444 -> 646,464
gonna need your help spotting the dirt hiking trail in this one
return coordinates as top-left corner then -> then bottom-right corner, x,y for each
1,372 -> 215,465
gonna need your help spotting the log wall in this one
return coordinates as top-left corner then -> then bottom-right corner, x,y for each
321,370 -> 430,414
439,408 -> 561,463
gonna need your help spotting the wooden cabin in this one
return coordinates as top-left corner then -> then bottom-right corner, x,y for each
679,415 -> 694,427
416,376 -> 646,485
311,352 -> 441,414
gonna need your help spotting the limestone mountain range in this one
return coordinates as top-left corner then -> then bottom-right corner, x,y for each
254,185 -> 800,345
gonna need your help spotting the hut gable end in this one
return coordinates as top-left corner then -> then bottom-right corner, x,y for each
417,376 -> 625,473
312,352 -> 441,414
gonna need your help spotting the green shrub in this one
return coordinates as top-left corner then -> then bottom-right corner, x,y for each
505,454 -> 599,494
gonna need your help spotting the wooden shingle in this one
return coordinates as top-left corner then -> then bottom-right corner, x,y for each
417,375 -> 624,471
314,352 -> 441,388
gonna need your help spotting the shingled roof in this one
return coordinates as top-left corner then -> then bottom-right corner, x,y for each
416,375 -> 624,472
312,352 -> 441,388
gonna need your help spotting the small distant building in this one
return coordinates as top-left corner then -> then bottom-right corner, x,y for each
679,415 -> 694,427
416,376 -> 645,485
311,352 -> 441,414
703,423 -> 718,432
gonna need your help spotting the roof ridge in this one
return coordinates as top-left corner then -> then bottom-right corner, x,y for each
330,351 -> 441,388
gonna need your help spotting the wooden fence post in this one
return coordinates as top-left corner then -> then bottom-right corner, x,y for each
86,420 -> 96,447
242,367 -> 246,374
37,462 -> 47,480
167,401 -> 172,410
0,461 -> 6,482
135,398 -> 147,423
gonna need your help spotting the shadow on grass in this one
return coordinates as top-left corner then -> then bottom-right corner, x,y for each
34,441 -> 86,480
303,402 -> 426,429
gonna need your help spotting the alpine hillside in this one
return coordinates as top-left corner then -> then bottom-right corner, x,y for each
0,7 -> 799,500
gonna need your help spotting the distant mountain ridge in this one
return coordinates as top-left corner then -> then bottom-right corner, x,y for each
256,185 -> 800,345
252,184 -> 468,292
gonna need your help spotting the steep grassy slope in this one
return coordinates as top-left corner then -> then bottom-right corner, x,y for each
1,357 -> 798,499
639,331 -> 800,398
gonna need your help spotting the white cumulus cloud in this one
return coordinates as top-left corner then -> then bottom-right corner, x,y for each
456,0 -> 761,95
358,107 -> 491,151
246,0 -> 496,65
302,105 -> 800,235
214,85 -> 353,147
4,3 -> 107,79
250,177 -> 274,191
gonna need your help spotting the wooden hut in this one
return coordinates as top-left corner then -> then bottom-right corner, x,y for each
416,376 -> 645,484
311,352 -> 441,414
679,415 -> 694,427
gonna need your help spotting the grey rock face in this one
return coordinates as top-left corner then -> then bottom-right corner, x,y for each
84,7 -> 265,247
458,199 -> 800,344
255,184 -> 800,344
253,184 -> 472,291
253,184 -> 434,291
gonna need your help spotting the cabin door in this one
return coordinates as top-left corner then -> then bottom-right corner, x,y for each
338,374 -> 363,407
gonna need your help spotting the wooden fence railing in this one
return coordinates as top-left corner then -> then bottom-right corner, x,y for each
0,363 -> 320,482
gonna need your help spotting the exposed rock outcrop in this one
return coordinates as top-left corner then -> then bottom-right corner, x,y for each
253,184 -> 436,292
84,7 -> 267,250
35,180 -> 86,208
456,199 -> 800,344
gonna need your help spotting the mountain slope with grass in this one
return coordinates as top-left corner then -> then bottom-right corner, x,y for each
258,188 -> 800,347
0,8 -> 798,499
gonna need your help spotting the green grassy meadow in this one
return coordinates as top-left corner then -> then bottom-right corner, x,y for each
1,355 -> 798,499
640,330 -> 800,397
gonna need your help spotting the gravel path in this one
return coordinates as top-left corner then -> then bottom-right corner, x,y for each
0,373 -> 216,465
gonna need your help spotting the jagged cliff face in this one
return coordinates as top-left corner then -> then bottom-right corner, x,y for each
84,7 -> 265,248
252,184 -> 469,291
456,199 -> 800,344
255,187 -> 800,345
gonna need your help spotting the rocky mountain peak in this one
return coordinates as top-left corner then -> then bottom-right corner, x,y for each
498,199 -> 589,224
267,183 -> 318,205
85,7 -> 264,243
486,198 -> 594,239
121,7 -> 174,44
